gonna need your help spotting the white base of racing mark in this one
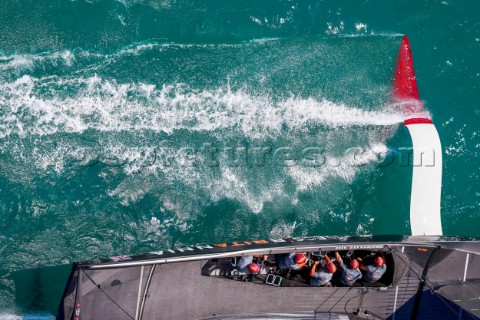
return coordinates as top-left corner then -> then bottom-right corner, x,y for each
405,119 -> 443,236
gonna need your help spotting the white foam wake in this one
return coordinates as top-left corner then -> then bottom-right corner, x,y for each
287,143 -> 388,191
0,75 -> 404,139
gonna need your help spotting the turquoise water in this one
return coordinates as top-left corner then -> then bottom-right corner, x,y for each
0,0 -> 479,316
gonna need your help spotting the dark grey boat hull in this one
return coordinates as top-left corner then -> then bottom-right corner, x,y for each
57,235 -> 480,320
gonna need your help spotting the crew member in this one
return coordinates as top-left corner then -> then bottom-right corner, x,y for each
361,253 -> 387,283
335,251 -> 362,286
237,255 -> 263,274
310,255 -> 336,286
277,253 -> 308,270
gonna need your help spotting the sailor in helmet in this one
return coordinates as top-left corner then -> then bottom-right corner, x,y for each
335,251 -> 362,286
236,255 -> 262,275
309,255 -> 336,286
276,252 -> 308,271
360,252 -> 387,283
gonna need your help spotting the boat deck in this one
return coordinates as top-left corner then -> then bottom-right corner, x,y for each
61,243 -> 480,319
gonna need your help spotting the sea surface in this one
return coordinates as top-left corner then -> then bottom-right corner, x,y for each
0,0 -> 479,317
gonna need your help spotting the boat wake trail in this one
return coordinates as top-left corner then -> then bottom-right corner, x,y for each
0,75 -> 403,139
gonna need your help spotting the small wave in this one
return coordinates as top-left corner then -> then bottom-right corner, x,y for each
269,222 -> 296,238
208,166 -> 286,213
0,49 -> 109,73
335,32 -> 403,38
246,37 -> 282,44
0,40 -> 253,75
